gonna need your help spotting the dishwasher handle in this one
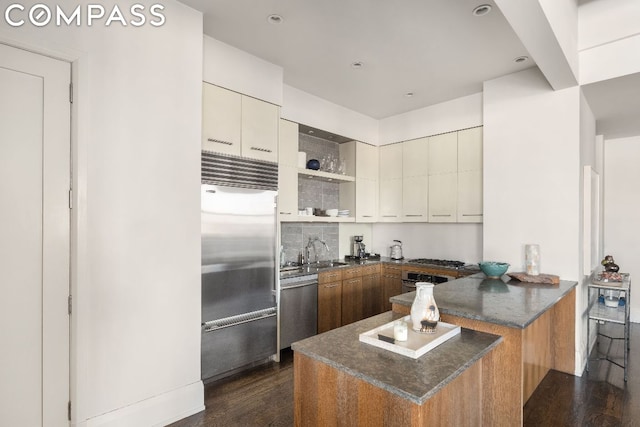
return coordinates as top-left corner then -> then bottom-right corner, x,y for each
281,280 -> 318,290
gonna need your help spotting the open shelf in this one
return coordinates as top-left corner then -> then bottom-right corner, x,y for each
298,168 -> 355,183
280,215 -> 355,223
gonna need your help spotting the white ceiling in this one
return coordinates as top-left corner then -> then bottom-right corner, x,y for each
182,0 -> 640,139
181,0 -> 535,119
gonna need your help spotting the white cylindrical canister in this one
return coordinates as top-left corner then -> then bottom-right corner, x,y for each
525,244 -> 540,276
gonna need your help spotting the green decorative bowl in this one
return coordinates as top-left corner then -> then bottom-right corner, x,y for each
478,261 -> 510,278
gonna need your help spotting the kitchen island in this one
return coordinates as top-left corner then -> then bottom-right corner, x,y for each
391,273 -> 577,425
292,311 -> 502,426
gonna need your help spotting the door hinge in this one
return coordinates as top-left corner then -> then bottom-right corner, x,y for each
68,400 -> 71,420
69,189 -> 73,209
68,295 -> 72,315
69,83 -> 73,104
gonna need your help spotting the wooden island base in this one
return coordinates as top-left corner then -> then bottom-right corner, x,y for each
393,287 -> 576,426
294,352 -> 486,426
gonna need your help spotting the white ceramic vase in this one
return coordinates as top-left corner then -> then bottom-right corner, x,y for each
410,282 -> 440,333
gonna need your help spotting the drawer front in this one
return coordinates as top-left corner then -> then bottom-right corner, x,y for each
382,264 -> 402,277
342,267 -> 362,280
319,270 -> 343,284
362,264 -> 381,276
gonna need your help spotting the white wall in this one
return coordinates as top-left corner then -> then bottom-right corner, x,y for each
483,67 -> 581,279
371,223 -> 482,263
378,92 -> 483,145
604,136 -> 640,322
203,35 -> 283,105
1,2 -> 204,425
578,0 -> 640,51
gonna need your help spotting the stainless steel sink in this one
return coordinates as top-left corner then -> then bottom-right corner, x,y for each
313,261 -> 349,268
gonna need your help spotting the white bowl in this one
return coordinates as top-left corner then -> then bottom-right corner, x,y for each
326,209 -> 338,217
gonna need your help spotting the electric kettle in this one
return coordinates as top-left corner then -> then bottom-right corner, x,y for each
390,240 -> 403,260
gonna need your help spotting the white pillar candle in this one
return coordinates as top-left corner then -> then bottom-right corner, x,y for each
394,320 -> 408,341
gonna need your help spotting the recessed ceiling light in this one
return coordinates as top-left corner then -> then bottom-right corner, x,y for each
404,92 -> 414,98
472,4 -> 492,16
351,61 -> 364,69
308,130 -> 314,134
267,14 -> 283,24
514,56 -> 529,63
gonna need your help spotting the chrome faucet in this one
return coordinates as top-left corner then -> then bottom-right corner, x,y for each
305,237 -> 329,264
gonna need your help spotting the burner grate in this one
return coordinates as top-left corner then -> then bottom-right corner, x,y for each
406,258 -> 466,268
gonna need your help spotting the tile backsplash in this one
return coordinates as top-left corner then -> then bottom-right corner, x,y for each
281,223 -> 339,264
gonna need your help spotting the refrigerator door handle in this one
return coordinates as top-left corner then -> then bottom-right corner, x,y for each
202,307 -> 277,333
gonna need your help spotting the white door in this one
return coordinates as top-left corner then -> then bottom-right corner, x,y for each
0,44 -> 70,427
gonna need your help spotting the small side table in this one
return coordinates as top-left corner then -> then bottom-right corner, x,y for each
586,273 -> 631,381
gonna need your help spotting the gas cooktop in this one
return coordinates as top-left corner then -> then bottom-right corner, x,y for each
406,258 -> 466,269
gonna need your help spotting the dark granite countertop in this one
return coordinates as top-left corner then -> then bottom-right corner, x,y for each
279,256 -> 480,280
292,311 -> 502,405
390,273 -> 578,329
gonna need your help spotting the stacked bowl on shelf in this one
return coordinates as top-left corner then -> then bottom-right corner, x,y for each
337,210 -> 350,217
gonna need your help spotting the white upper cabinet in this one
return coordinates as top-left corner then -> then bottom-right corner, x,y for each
457,127 -> 483,222
202,83 -> 241,156
457,127 -> 482,172
379,144 -> 403,222
202,82 -> 279,163
241,95 -> 279,162
402,137 -> 429,222
278,119 -> 299,219
428,132 -> 457,222
340,141 -> 378,223
428,132 -> 457,174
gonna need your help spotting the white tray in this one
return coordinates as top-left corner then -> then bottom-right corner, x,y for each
359,316 -> 461,359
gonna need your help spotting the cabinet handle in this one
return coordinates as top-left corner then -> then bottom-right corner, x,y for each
405,214 -> 423,217
432,214 -> 452,217
362,215 -> 373,218
250,146 -> 273,153
208,138 -> 233,146
462,214 -> 483,217
323,284 -> 339,289
382,215 -> 398,218
279,212 -> 292,215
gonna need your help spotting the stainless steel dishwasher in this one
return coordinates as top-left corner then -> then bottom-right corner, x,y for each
279,273 -> 318,349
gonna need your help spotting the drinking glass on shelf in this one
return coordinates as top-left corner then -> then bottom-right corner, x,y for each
338,159 -> 346,175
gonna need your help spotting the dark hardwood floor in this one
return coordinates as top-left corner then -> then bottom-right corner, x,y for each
171,323 -> 638,427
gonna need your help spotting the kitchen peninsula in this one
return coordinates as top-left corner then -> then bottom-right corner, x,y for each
392,274 -> 577,425
291,272 -> 577,426
292,312 -> 502,425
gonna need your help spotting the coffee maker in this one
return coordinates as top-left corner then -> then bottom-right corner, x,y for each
351,235 -> 366,259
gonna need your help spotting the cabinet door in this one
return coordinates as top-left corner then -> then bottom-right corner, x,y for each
457,170 -> 483,223
379,144 -> 403,180
379,178 -> 402,222
362,273 -> 382,318
278,165 -> 298,219
356,178 -> 378,222
202,83 -> 241,156
381,274 -> 403,312
402,175 -> 428,222
457,127 -> 482,172
428,173 -> 457,222
403,137 -> 429,177
278,119 -> 299,167
341,277 -> 363,326
318,281 -> 342,333
356,142 -> 379,180
241,95 -> 279,162
428,133 -> 457,175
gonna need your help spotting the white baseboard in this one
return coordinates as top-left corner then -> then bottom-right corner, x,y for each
75,381 -> 204,427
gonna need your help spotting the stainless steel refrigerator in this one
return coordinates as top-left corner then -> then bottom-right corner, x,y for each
201,151 -> 278,381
